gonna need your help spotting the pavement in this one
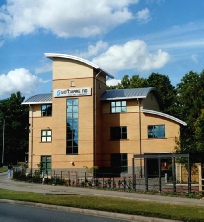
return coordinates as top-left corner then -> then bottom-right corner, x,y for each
0,171 -> 204,221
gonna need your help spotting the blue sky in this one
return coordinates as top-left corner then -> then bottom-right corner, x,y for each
0,0 -> 204,99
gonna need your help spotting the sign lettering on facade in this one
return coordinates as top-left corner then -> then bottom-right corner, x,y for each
54,87 -> 92,97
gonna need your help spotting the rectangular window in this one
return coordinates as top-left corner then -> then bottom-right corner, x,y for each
111,153 -> 127,173
41,130 -> 52,142
110,126 -> 127,140
111,101 -> 126,113
41,104 -> 52,116
66,99 -> 78,154
148,125 -> 165,138
41,156 -> 51,174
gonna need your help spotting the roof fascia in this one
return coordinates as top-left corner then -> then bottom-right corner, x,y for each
142,109 -> 187,126
44,53 -> 114,79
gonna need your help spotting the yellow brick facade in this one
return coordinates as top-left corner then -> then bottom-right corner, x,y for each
25,54 -> 185,175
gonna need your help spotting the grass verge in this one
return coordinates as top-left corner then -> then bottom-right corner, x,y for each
0,167 -> 7,173
0,188 -> 204,221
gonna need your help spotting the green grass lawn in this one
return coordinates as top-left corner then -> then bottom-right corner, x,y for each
0,167 -> 7,173
0,188 -> 204,221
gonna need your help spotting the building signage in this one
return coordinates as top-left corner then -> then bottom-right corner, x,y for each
54,87 -> 92,97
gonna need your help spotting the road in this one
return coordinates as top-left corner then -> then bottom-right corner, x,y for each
0,202 -> 128,222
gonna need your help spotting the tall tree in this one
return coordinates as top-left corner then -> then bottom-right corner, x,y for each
146,73 -> 177,115
176,71 -> 204,153
129,75 -> 147,88
0,92 -> 29,164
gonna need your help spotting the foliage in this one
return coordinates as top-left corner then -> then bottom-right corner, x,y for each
146,73 -> 177,115
194,113 -> 204,152
0,91 -> 29,164
18,162 -> 28,169
176,71 -> 204,154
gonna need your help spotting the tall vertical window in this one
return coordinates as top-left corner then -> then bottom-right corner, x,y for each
41,104 -> 52,116
41,156 -> 51,174
41,130 -> 52,142
110,126 -> 127,140
111,101 -> 126,113
66,99 -> 78,154
148,125 -> 165,138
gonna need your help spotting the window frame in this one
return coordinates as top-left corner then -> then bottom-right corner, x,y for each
41,155 -> 51,174
41,129 -> 52,142
148,124 -> 165,139
41,104 -> 52,117
110,126 -> 127,140
66,98 -> 78,155
110,100 -> 126,113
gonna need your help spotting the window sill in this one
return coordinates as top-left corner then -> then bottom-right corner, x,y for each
148,138 -> 167,139
66,153 -> 79,155
40,141 -> 52,143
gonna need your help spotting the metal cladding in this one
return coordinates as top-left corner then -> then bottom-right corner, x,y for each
22,93 -> 52,104
100,87 -> 157,100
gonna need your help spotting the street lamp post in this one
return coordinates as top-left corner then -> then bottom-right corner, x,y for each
2,119 -> 5,165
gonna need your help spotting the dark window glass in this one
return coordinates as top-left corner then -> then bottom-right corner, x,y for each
66,99 -> 78,154
41,155 -> 51,174
41,104 -> 52,116
148,125 -> 165,138
111,153 -> 127,173
110,126 -> 127,140
111,101 -> 126,113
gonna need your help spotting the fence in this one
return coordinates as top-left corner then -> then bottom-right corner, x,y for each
13,167 -> 199,195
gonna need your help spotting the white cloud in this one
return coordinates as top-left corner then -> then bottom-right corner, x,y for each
191,54 -> 198,64
106,79 -> 121,86
77,41 -> 108,59
0,0 -> 139,38
0,68 -> 43,96
35,63 -> 52,74
92,39 -> 170,73
136,8 -> 151,23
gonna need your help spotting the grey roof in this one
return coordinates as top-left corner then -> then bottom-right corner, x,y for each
100,87 -> 157,100
22,93 -> 52,104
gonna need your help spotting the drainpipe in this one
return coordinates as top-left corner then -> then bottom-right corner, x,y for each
94,70 -> 102,177
30,105 -> 34,176
137,98 -> 142,178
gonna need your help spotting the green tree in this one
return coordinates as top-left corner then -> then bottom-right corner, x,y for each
195,113 -> 204,152
146,73 -> 177,115
176,71 -> 204,153
120,75 -> 131,89
0,92 -> 29,164
129,75 -> 147,88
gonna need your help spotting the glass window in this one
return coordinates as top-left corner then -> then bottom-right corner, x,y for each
110,126 -> 127,140
111,153 -> 127,173
41,156 -> 51,174
41,130 -> 52,142
148,125 -> 165,138
41,104 -> 52,116
111,101 -> 126,113
66,99 -> 78,154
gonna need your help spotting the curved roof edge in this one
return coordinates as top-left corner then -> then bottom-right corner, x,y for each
142,109 -> 187,126
100,88 -> 163,109
44,53 -> 114,79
